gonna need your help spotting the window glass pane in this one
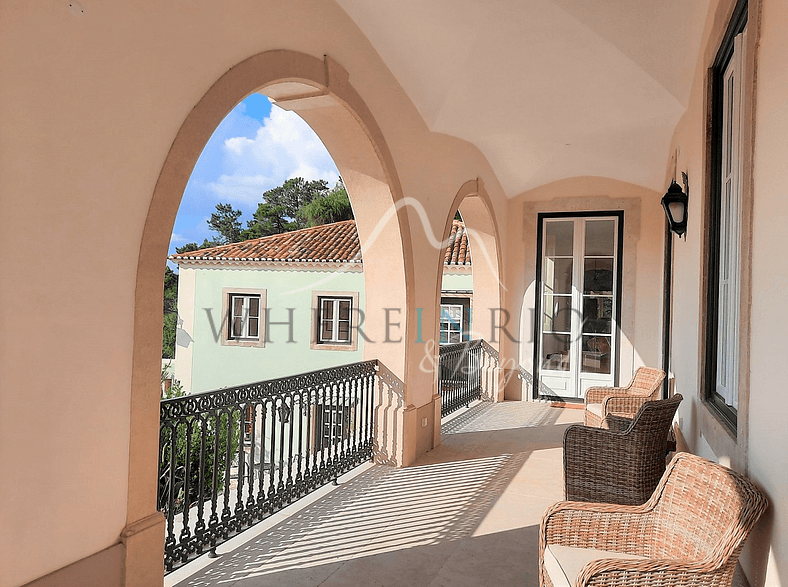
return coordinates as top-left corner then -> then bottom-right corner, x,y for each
542,295 -> 572,333
232,317 -> 242,338
233,297 -> 244,317
248,297 -> 260,317
542,334 -> 570,371
441,305 -> 462,324
320,320 -> 333,341
544,221 -> 574,256
248,317 -> 259,338
440,330 -> 448,344
338,320 -> 350,341
584,220 -> 615,256
544,258 -> 573,294
583,259 -> 614,294
338,299 -> 351,319
321,299 -> 333,319
582,297 -> 612,334
581,336 -> 612,374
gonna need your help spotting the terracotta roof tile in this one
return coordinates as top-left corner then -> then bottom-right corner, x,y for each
444,220 -> 471,266
170,219 -> 470,265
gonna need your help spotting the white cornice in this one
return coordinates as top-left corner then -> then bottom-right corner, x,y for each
171,257 -> 472,273
171,258 -> 364,272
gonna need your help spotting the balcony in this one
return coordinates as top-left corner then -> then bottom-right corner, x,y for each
165,400 -> 582,587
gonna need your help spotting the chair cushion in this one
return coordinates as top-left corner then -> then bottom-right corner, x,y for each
586,402 -> 604,419
543,544 -> 647,587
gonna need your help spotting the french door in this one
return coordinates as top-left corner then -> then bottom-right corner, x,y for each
537,215 -> 621,399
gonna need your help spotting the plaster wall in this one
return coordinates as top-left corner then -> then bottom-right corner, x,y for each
441,272 -> 473,293
666,0 -> 788,583
180,266 -> 365,392
747,1 -> 788,581
504,179 -> 664,400
0,1 -> 509,584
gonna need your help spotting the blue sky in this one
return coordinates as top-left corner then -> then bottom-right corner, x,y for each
168,94 -> 340,258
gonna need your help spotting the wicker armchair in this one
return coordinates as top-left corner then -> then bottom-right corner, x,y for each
584,366 -> 665,427
564,394 -> 682,505
540,452 -> 768,587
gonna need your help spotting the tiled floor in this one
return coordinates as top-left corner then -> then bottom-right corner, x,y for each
169,401 -> 583,587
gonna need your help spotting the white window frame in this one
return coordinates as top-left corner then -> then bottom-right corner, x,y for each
230,294 -> 261,339
439,304 -> 464,344
311,291 -> 359,351
536,215 -> 620,399
715,29 -> 745,412
221,287 -> 266,348
319,297 -> 352,344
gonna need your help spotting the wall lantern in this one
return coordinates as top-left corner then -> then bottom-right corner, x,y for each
662,172 -> 689,238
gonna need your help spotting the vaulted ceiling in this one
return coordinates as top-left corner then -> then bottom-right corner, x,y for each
336,0 -> 711,196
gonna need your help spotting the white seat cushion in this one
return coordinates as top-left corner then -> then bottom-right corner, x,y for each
543,544 -> 647,587
586,402 -> 604,419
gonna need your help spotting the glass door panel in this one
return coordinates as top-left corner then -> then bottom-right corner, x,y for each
539,216 -> 619,398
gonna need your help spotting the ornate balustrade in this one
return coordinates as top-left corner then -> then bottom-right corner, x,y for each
158,360 -> 377,572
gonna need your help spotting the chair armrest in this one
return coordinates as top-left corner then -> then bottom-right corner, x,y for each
585,386 -> 628,405
600,413 -> 632,432
602,395 -> 650,418
540,500 -> 654,555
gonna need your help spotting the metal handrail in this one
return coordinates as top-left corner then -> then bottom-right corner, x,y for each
158,360 -> 377,572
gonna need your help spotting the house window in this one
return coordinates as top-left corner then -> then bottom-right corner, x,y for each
313,404 -> 352,451
318,297 -> 352,344
439,296 -> 471,344
705,0 -> 747,426
221,288 -> 266,348
230,294 -> 261,340
440,305 -> 463,344
310,291 -> 359,351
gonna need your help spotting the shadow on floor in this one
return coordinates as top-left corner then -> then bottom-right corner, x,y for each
174,402 -> 573,587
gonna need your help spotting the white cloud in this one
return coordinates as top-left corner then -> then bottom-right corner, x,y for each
209,106 -> 339,205
169,233 -> 188,244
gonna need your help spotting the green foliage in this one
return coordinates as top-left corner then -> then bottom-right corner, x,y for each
240,202 -> 293,239
159,367 -> 241,513
299,185 -> 353,226
176,238 -> 223,253
243,177 -> 332,237
207,203 -> 243,244
162,313 -> 178,360
162,266 -> 179,359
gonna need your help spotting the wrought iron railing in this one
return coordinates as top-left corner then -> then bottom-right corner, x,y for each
438,340 -> 484,416
158,360 -> 377,572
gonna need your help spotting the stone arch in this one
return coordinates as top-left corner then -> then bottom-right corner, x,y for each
127,50 -> 414,573
433,179 -> 506,408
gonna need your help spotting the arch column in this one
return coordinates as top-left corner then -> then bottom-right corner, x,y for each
131,50 -> 420,584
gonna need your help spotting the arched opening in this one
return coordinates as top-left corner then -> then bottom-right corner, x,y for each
129,51 -> 415,579
433,179 -> 505,426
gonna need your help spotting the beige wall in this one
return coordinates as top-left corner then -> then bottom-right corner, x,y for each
0,1 -> 507,584
667,0 -> 788,584
504,179 -> 665,400
3,0 -> 787,585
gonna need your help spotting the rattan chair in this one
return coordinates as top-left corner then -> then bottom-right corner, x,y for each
540,452 -> 768,587
584,366 -> 666,427
564,394 -> 682,505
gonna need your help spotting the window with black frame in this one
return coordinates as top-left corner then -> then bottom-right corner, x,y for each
705,0 -> 747,427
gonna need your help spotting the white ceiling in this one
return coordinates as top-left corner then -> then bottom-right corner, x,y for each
335,0 -> 711,196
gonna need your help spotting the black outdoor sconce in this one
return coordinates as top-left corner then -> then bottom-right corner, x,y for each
662,171 -> 689,238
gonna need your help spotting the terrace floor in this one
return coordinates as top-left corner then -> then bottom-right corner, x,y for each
167,400 -> 583,587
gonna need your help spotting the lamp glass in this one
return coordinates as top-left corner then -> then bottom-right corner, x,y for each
668,201 -> 686,224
